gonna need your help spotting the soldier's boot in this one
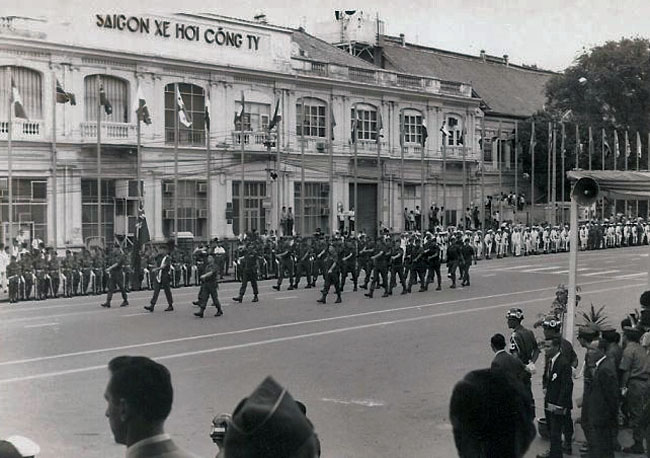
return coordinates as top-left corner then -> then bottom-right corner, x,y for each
232,296 -> 242,303
101,302 -> 111,308
215,303 -> 223,317
164,305 -> 174,312
382,291 -> 390,298
272,285 -> 280,291
120,300 -> 129,307
353,283 -> 358,292
287,284 -> 296,290
401,286 -> 408,295
252,295 -> 259,303
334,294 -> 342,304
194,308 -> 205,318
317,294 -> 326,304
364,289 -> 374,298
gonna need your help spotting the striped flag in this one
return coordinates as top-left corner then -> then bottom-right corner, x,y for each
268,99 -> 280,131
234,96 -> 245,129
11,79 -> 27,119
625,131 -> 631,157
134,82 -> 151,125
204,92 -> 211,131
175,85 -> 192,127
136,205 -> 151,245
56,79 -> 76,105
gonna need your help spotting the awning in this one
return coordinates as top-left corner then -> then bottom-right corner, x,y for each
567,170 -> 650,199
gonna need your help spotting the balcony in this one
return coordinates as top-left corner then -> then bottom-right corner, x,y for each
80,121 -> 137,144
0,119 -> 43,141
230,130 -> 277,151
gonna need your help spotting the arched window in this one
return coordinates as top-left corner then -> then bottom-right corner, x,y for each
351,103 -> 377,141
402,109 -> 424,145
165,83 -> 205,146
0,66 -> 42,119
296,97 -> 326,138
443,114 -> 465,147
85,75 -> 129,123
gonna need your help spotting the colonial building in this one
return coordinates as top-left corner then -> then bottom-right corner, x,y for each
0,13 -> 483,248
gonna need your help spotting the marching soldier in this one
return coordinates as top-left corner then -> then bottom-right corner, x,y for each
232,242 -> 260,303
460,238 -> 475,287
144,241 -> 175,312
101,246 -> 129,308
424,236 -> 442,291
446,237 -> 462,289
407,237 -> 426,293
317,245 -> 342,304
365,237 -> 389,298
388,238 -> 407,295
340,236 -> 358,292
272,237 -> 295,291
293,237 -> 313,289
311,233 -> 326,287
358,236 -> 375,290
6,255 -> 20,303
194,254 -> 223,317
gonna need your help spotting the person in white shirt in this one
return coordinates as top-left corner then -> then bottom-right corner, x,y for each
0,244 -> 9,293
104,356 -> 201,458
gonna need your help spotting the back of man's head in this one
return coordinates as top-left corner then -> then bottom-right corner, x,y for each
450,369 -> 535,458
108,356 -> 173,423
490,333 -> 506,352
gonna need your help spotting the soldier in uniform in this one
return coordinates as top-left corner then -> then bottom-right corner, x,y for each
232,242 -> 260,303
460,238 -> 475,287
388,238 -> 407,295
33,250 -> 48,300
358,236 -> 375,290
20,252 -> 34,300
293,237 -> 313,289
424,236 -> 442,291
311,233 -> 326,287
6,255 -> 20,303
272,237 -> 295,291
316,244 -> 342,304
446,237 -> 462,289
47,248 -> 60,298
101,246 -> 129,308
340,236 -> 358,292
506,307 -> 540,417
144,241 -> 175,312
365,237 -> 389,298
407,237 -> 426,293
194,254 -> 223,317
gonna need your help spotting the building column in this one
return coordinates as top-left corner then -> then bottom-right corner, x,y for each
67,170 -> 84,247
144,173 -> 163,242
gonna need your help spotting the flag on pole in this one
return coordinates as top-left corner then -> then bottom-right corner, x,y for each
268,99 -> 281,131
350,109 -> 359,144
637,131 -> 642,158
588,126 -> 594,168
234,97 -> 245,129
614,131 -> 620,157
603,129 -> 611,156
133,82 -> 151,125
330,108 -> 336,141
99,80 -> 112,115
175,85 -> 192,127
56,79 -> 76,105
136,205 -> 151,245
625,131 -> 631,158
204,92 -> 210,131
399,113 -> 404,149
11,79 -> 28,119
440,120 -> 450,138
376,111 -> 384,143
420,117 -> 428,147
457,126 -> 466,146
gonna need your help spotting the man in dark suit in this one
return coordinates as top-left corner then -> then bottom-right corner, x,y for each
104,356 -> 200,458
538,336 -> 573,458
588,345 -> 619,458
490,333 -> 527,388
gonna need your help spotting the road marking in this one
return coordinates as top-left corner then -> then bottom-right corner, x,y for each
582,270 -> 620,277
23,322 -> 58,329
0,281 -> 643,385
482,274 -> 497,277
320,397 -> 385,407
614,273 -> 646,279
521,266 -> 562,272
276,296 -> 298,300
122,312 -> 150,317
499,265 -> 536,271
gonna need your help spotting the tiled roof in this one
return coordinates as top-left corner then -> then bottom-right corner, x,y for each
381,37 -> 556,118
291,30 -> 378,70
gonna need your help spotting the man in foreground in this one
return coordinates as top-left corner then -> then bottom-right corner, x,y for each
104,356 -> 201,458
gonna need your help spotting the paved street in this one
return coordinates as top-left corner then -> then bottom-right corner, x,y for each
0,247 -> 649,457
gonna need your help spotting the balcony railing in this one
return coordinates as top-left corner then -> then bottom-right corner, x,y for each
231,130 -> 277,150
80,121 -> 137,144
164,128 -> 206,147
0,119 -> 43,141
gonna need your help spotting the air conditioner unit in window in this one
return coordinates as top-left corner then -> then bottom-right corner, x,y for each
197,182 -> 207,194
164,183 -> 175,194
197,209 -> 208,219
163,209 -> 175,219
316,142 -> 326,152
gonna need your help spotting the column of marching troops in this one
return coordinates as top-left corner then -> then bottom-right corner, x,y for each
1,217 -> 650,308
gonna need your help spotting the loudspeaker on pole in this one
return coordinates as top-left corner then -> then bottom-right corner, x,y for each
572,177 -> 599,206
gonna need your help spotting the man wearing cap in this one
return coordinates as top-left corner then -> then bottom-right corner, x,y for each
104,356 -> 200,458
193,254 -> 223,318
220,376 -> 319,458
541,316 -> 578,455
232,242 -> 260,304
619,325 -> 649,454
144,241 -> 175,313
317,245 -> 341,304
507,308 -> 540,416
101,246 -> 129,309
537,336 -> 573,458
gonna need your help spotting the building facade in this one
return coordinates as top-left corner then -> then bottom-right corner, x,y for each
0,13 -> 483,248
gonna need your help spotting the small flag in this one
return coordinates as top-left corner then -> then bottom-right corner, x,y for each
377,111 -> 384,143
588,126 -> 594,165
457,127 -> 466,146
351,109 -> 359,144
637,131 -> 642,158
134,82 -> 151,125
330,108 -> 336,141
625,131 -> 631,158
56,79 -> 76,105
234,97 -> 245,129
603,129 -> 611,157
268,99 -> 281,131
614,131 -> 620,158
11,79 -> 28,119
439,120 -> 449,137
399,113 -> 404,149
204,92 -> 211,131
136,205 -> 151,245
175,85 -> 192,128
99,80 -> 112,115
421,118 -> 428,147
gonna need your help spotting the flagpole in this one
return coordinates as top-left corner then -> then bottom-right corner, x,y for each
206,90 -> 212,240
560,123 -> 566,223
480,115 -> 486,229
300,97 -> 306,235
51,75 -> 58,249
354,104 -> 358,234
497,120 -> 502,224
7,67 -> 13,243
575,123 -> 579,170
636,131 -> 640,217
276,90 -> 282,234
377,103 -> 382,237
442,122 -> 447,227
547,121 -> 552,206
420,116 -> 425,230
514,121 -> 518,201
588,126 -> 592,171
328,92 -> 334,235
240,91 -> 245,236
97,75 -> 102,243
462,114 -> 468,226
400,110 -> 405,231
625,130 -> 629,171
552,123 -> 557,225
174,83 -> 179,243
530,120 -> 535,225
601,128 -> 606,219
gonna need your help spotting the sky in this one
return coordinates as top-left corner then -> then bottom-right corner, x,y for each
6,0 -> 650,72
